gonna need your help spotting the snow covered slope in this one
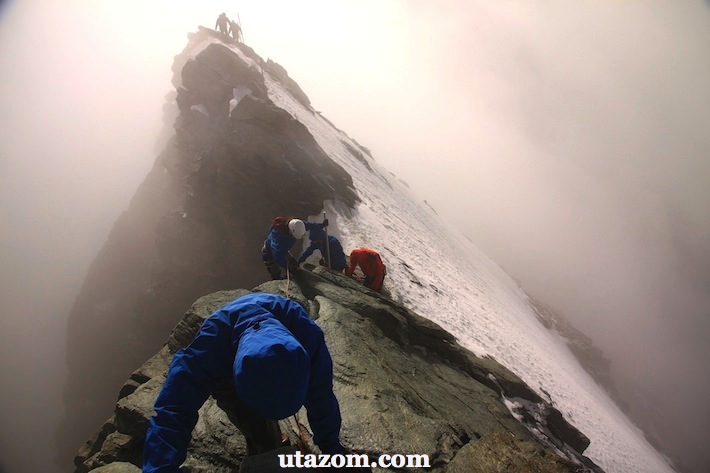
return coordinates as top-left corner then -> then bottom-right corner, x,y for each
192,36 -> 675,473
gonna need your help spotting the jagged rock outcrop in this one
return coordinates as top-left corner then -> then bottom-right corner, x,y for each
59,28 -> 358,467
75,267 -> 601,473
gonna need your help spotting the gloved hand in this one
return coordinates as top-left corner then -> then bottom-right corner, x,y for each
322,218 -> 329,227
288,255 -> 300,270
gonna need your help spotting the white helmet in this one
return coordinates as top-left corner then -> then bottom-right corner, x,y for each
288,219 -> 306,239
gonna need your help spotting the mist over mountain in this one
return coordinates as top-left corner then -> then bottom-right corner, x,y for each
57,32 -> 359,467
2,3 -> 709,473
56,27 -> 677,473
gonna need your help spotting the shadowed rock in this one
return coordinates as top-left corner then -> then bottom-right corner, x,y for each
59,29 -> 358,467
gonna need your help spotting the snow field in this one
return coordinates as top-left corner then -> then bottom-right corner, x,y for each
182,35 -> 673,473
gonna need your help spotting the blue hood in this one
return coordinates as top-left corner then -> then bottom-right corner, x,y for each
308,227 -> 326,242
233,317 -> 310,420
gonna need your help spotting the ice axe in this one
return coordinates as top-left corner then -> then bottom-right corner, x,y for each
237,13 -> 244,42
323,211 -> 331,270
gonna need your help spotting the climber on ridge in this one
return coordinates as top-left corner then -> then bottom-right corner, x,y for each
215,12 -> 229,35
229,18 -> 242,42
297,219 -> 347,272
262,217 -> 326,280
346,247 -> 387,293
142,292 -> 348,471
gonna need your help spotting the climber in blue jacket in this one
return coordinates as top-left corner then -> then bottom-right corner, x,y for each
262,217 -> 327,280
297,226 -> 347,272
143,292 -> 344,472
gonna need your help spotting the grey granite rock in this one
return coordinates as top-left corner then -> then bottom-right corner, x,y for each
75,267 -> 601,473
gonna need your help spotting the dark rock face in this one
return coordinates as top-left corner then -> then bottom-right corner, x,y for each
75,268 -> 601,473
59,29 -> 358,468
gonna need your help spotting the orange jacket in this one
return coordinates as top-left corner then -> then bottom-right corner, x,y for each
346,247 -> 386,292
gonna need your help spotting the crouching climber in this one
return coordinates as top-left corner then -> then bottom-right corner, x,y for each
345,247 -> 387,293
262,217 -> 326,280
143,292 -> 364,472
297,223 -> 347,272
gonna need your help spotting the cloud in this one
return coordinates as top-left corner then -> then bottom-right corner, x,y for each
1,0 -> 709,471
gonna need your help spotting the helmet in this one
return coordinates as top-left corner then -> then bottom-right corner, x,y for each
288,219 -> 306,239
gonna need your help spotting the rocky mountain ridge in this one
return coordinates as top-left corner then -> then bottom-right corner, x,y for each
56,24 -> 647,473
75,267 -> 601,472
58,27 -> 358,467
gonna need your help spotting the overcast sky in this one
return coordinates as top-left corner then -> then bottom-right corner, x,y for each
1,1 -> 709,472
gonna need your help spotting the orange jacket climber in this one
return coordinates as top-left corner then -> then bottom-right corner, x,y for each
345,247 -> 386,293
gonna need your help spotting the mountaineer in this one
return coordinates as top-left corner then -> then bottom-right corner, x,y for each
262,217 -> 327,280
215,12 -> 229,35
345,247 -> 387,293
297,221 -> 347,272
142,292 -> 349,471
229,18 -> 242,42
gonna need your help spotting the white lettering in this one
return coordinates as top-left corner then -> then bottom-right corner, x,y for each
277,452 -> 430,468
346,453 -> 369,467
330,454 -> 345,468
391,454 -> 405,468
303,454 -> 318,468
407,453 -> 431,468
277,454 -> 294,468
294,450 -> 304,468
317,454 -> 331,467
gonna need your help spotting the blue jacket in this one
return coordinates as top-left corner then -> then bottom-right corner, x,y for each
263,222 -> 324,269
143,293 -> 342,472
297,233 -> 347,271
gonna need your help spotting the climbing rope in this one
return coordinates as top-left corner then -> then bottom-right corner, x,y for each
285,265 -> 291,298
292,412 -> 313,454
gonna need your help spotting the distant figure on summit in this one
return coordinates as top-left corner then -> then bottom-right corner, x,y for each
215,12 -> 229,35
229,19 -> 242,42
262,217 -> 327,280
346,247 -> 387,293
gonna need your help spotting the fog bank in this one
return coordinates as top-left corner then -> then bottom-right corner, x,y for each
1,1 -> 709,472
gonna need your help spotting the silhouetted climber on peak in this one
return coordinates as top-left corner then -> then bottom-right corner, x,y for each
215,12 -> 229,35
229,18 -> 243,42
346,247 -> 387,293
